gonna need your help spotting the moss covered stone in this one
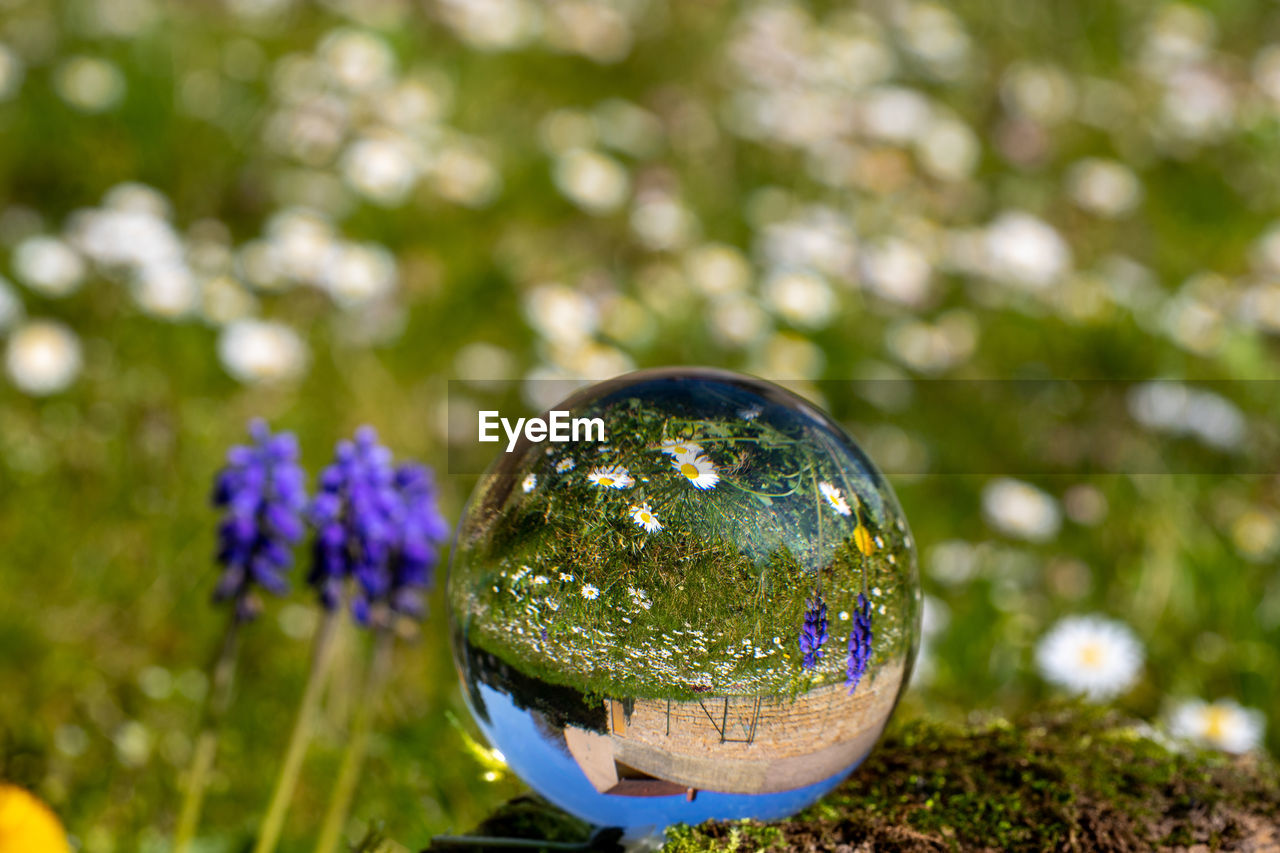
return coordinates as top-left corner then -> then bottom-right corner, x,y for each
431,708 -> 1279,852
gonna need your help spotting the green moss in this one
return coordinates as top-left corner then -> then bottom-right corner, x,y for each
666,708 -> 1279,852
431,708 -> 1279,853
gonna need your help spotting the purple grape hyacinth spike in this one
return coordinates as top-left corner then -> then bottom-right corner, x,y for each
212,420 -> 308,621
846,593 -> 873,694
798,593 -> 829,672
307,428 -> 450,626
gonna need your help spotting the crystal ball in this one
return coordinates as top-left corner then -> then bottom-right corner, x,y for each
449,368 -> 919,831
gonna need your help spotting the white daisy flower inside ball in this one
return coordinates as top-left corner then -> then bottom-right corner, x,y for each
629,503 -> 662,533
659,439 -> 703,458
587,465 -> 633,489
672,454 -> 720,490
819,481 -> 852,516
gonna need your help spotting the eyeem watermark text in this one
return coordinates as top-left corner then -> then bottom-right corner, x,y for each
478,410 -> 606,452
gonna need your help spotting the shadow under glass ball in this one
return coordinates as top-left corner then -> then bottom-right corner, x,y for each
448,368 -> 920,831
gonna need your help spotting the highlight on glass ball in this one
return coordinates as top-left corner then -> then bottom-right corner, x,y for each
448,368 -> 920,830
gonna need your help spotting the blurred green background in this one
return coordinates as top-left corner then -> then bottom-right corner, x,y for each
2,0 -> 1279,849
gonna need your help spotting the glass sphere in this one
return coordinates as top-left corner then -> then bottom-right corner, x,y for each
448,368 -> 919,832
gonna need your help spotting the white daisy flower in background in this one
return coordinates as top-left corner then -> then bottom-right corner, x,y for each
587,465 -> 633,489
5,320 -> 83,395
984,211 -> 1071,290
341,133 -> 422,206
131,261 -> 200,319
318,241 -> 398,308
317,28 -> 396,93
1067,158 -> 1143,218
54,56 -> 126,113
659,439 -> 703,458
819,481 -> 852,516
763,269 -> 835,330
1035,614 -> 1144,702
432,142 -> 502,208
522,473 -> 537,493
982,478 -> 1062,542
553,148 -> 630,214
201,275 -> 258,325
673,454 -> 719,489
532,575 -> 549,585
1167,698 -> 1266,754
558,572 -> 574,582
217,318 -> 308,384
629,503 -> 662,533
581,583 -> 600,600
12,236 -> 86,297
555,456 -> 576,473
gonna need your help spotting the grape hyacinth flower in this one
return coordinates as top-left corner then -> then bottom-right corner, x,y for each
307,428 -> 450,625
308,426 -> 401,618
175,421 -> 306,853
798,593 -> 829,671
846,593 -> 873,694
383,463 -> 451,622
211,420 -> 308,621
312,458 -> 448,853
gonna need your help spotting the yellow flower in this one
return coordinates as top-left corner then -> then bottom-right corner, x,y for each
0,784 -> 71,853
854,524 -> 876,556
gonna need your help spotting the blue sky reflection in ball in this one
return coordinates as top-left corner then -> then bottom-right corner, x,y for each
448,368 -> 921,829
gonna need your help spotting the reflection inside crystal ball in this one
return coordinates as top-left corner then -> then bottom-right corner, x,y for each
449,368 -> 920,831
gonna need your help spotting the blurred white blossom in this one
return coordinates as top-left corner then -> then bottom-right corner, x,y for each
432,142 -> 501,207
1036,614 -> 1143,702
54,56 -> 126,112
1067,159 -> 1142,218
12,236 -> 86,297
685,244 -> 751,296
763,270 -> 834,329
318,29 -> 396,93
982,478 -> 1061,542
1168,698 -> 1265,753
984,212 -> 1071,290
1127,382 -> 1245,451
319,241 -> 398,308
524,283 -> 597,346
5,320 -> 83,395
341,133 -> 423,205
217,319 -> 308,384
553,149 -> 630,214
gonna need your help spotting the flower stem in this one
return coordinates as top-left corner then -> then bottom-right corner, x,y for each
173,613 -> 242,853
252,604 -> 345,853
313,626 -> 395,853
